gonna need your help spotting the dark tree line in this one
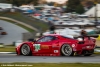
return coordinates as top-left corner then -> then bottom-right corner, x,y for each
66,0 -> 85,14
0,0 -> 39,6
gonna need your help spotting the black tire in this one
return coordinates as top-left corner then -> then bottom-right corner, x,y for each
61,44 -> 74,56
21,44 -> 32,56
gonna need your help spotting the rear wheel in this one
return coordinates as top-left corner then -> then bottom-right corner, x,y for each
61,44 -> 74,56
21,44 -> 32,56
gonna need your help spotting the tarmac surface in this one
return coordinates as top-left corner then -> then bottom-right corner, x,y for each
0,20 -> 28,45
0,54 -> 100,63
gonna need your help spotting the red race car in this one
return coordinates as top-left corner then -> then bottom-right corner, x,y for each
16,34 -> 96,56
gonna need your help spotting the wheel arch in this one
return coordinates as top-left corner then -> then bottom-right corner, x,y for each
60,43 -> 74,56
60,43 -> 72,48
20,43 -> 33,55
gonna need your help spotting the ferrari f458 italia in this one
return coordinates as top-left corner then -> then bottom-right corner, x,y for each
16,34 -> 96,56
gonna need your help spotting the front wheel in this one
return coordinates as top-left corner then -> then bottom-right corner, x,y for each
21,44 -> 32,56
61,44 -> 74,56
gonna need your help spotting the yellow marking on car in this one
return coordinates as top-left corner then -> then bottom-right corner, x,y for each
41,45 -> 49,49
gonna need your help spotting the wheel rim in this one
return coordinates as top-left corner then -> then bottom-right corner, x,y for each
21,44 -> 30,55
62,45 -> 72,56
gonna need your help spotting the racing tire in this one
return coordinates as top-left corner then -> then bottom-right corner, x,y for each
61,44 -> 74,56
21,44 -> 32,56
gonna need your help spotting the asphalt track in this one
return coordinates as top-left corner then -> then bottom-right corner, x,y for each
0,54 -> 100,63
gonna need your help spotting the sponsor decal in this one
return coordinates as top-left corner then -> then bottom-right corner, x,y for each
54,50 -> 58,53
34,44 -> 41,51
41,45 -> 49,49
32,42 -> 34,44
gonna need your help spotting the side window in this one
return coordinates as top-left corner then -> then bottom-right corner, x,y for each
37,36 -> 57,42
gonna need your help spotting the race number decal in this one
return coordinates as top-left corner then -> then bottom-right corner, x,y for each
34,44 -> 40,51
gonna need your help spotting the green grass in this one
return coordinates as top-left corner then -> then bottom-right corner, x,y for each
0,18 -> 34,32
0,63 -> 100,67
0,47 -> 15,52
0,45 -> 15,52
0,12 -> 49,32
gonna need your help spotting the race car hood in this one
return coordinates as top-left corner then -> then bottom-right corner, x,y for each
15,41 -> 35,47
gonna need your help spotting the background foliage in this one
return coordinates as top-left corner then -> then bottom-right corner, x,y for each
0,0 -> 39,6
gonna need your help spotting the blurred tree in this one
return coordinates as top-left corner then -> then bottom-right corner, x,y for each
0,0 -> 6,3
75,4 -> 85,14
47,2 -> 55,6
66,0 -> 81,12
85,1 -> 94,9
5,0 -> 39,6
32,0 -> 39,6
38,0 -> 47,4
